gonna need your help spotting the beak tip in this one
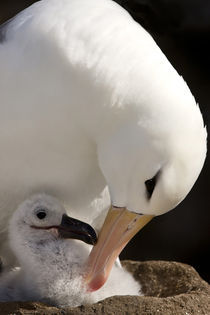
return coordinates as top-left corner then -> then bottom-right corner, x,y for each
84,230 -> 98,245
86,237 -> 97,246
86,275 -> 107,292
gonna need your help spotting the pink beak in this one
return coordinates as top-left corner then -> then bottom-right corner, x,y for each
85,206 -> 153,291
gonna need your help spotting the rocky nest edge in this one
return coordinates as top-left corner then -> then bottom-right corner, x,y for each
0,260 -> 209,315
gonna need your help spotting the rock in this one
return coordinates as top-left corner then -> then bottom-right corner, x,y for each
0,260 -> 209,315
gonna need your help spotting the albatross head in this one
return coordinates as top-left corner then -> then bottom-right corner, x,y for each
9,194 -> 97,261
86,98 -> 207,291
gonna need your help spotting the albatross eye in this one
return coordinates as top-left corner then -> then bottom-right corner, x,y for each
36,210 -> 47,220
145,175 -> 157,199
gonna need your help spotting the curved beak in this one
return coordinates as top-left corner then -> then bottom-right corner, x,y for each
85,206 -> 153,291
58,214 -> 98,245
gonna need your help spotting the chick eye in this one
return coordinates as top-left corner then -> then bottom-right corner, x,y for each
36,210 -> 47,220
145,176 -> 157,199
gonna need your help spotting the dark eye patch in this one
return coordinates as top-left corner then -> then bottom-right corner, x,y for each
145,171 -> 159,199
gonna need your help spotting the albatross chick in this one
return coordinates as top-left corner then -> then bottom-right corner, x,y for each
0,194 -> 140,307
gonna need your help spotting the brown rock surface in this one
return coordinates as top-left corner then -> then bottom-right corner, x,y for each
0,260 -> 209,315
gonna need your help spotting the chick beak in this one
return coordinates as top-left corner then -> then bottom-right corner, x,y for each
85,206 -> 153,291
58,214 -> 97,245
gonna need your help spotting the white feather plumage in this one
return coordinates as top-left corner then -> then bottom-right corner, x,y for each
0,0 -> 207,262
0,194 -> 140,307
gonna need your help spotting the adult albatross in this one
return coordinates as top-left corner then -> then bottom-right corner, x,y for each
0,0 -> 207,291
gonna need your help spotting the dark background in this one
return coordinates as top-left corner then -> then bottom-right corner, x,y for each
0,0 -> 209,282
